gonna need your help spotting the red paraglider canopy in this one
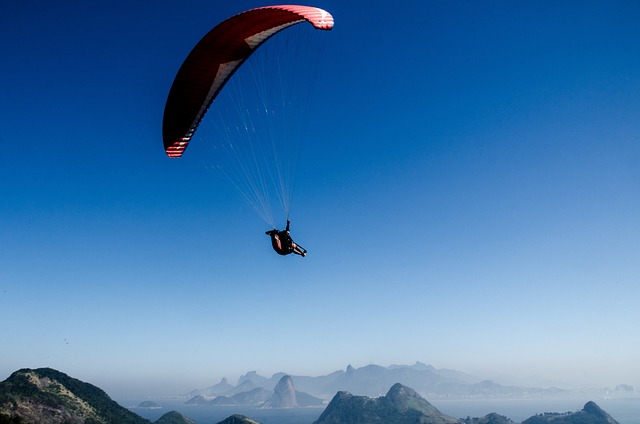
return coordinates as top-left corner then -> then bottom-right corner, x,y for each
163,5 -> 334,158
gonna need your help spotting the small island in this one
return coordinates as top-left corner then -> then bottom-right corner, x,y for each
138,400 -> 162,409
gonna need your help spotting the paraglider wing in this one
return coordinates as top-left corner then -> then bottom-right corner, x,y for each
163,5 -> 334,158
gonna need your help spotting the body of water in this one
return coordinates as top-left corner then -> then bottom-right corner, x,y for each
130,401 -> 324,424
128,397 -> 640,424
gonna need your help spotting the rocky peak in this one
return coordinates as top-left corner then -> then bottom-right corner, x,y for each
385,383 -> 450,417
386,382 -> 420,401
313,383 -> 458,424
265,375 -> 297,408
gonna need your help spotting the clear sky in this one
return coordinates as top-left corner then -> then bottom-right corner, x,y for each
1,0 -> 639,400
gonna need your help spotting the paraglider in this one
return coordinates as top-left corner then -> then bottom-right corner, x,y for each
266,220 -> 307,257
162,5 -> 333,257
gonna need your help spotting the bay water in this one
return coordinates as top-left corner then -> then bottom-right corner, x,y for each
129,397 -> 640,424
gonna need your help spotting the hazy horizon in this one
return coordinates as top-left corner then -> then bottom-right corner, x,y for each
2,0 -> 639,404
2,359 -> 635,401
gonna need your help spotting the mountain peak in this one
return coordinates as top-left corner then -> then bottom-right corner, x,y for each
521,400 -> 620,424
0,368 -> 150,424
155,410 -> 196,424
584,401 -> 607,417
264,375 -> 297,408
386,382 -> 420,399
412,361 -> 433,370
313,383 -> 458,424
583,401 -> 618,423
385,383 -> 450,417
216,414 -> 261,424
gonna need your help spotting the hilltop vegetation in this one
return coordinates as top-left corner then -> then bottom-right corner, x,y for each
0,369 -> 192,424
0,368 -> 150,424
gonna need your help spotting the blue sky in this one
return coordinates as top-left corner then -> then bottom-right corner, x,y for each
1,0 -> 639,399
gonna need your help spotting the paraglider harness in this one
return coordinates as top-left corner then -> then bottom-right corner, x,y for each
266,220 -> 307,257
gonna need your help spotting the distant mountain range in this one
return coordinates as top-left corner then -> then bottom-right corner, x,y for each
188,362 -> 567,402
186,374 -> 323,408
0,368 -> 622,424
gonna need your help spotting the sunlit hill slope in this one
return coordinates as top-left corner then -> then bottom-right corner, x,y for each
0,368 -> 192,424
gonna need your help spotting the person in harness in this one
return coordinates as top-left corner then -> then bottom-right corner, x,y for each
265,220 -> 307,257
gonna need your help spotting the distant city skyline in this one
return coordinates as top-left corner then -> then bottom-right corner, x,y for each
1,0 -> 639,400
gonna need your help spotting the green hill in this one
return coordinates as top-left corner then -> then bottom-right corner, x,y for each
521,401 -> 619,424
313,383 -> 459,424
216,415 -> 260,424
155,411 -> 196,424
0,368 -> 150,424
